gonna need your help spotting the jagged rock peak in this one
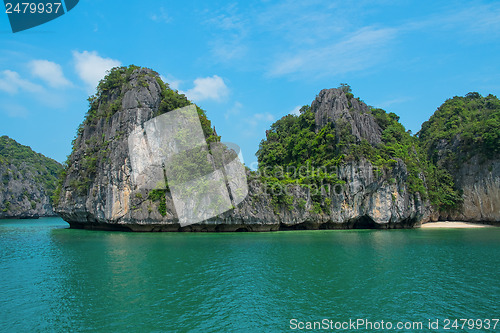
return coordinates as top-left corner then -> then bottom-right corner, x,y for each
311,88 -> 383,145
89,66 -> 163,115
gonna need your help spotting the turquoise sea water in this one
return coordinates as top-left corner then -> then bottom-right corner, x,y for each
0,218 -> 499,332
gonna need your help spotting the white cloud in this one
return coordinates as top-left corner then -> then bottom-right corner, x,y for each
72,51 -> 121,92
290,105 -> 301,116
0,70 -> 43,94
182,75 -> 229,102
28,60 -> 71,88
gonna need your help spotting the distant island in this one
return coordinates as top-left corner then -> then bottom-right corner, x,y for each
3,65 -> 499,230
0,136 -> 62,218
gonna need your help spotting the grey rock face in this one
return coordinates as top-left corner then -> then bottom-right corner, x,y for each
440,156 -> 500,223
215,159 -> 426,231
0,158 -> 59,219
422,133 -> 500,224
312,88 -> 382,145
56,69 -> 164,227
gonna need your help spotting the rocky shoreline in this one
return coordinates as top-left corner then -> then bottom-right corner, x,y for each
65,218 -> 421,232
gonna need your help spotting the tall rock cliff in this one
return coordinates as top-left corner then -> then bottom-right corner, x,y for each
0,136 -> 62,218
55,66 -> 222,230
445,156 -> 500,222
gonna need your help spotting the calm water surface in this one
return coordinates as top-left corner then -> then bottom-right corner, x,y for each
0,218 -> 499,332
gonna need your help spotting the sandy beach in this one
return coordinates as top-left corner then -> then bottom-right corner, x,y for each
421,221 -> 495,228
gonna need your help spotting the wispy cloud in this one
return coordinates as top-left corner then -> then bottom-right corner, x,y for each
255,1 -> 351,46
150,7 -> 171,23
290,105 -> 301,116
2,103 -> 29,118
245,112 -> 275,127
375,97 -> 412,109
203,1 -> 500,80
203,1 -> 397,76
208,39 -> 248,63
241,112 -> 275,138
204,3 -> 249,62
405,3 -> 500,38
0,70 -> 43,94
207,3 -> 246,31
28,60 -> 71,88
160,74 -> 182,91
465,4 -> 500,35
72,50 -> 121,93
182,75 -> 229,102
225,101 -> 243,120
268,26 -> 397,78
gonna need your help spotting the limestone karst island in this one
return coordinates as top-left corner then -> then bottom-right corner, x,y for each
2,66 -> 499,231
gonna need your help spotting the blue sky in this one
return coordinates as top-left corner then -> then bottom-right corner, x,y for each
1,0 -> 499,168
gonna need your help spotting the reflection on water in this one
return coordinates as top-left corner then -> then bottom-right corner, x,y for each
0,218 -> 499,332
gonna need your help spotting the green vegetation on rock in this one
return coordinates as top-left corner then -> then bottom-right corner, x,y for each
81,65 -> 217,143
148,189 -> 167,216
59,66 -> 219,198
0,136 -> 62,215
256,87 -> 426,211
55,65 -> 221,219
53,66 -> 499,225
255,104 -> 347,213
419,92 -> 500,163
0,136 -> 61,198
